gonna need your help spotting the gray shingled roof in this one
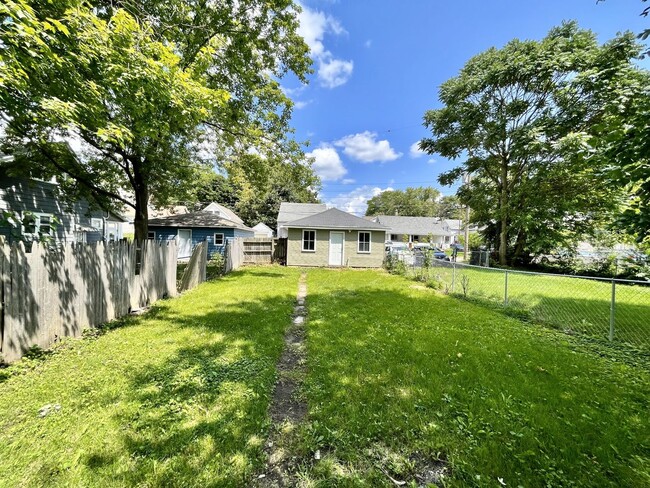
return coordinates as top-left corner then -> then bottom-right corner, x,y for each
148,211 -> 254,231
277,202 -> 327,226
286,208 -> 388,230
373,215 -> 452,236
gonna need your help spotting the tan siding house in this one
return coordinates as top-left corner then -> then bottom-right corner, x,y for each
284,207 -> 387,268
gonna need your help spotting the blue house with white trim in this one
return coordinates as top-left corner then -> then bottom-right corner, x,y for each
147,203 -> 254,259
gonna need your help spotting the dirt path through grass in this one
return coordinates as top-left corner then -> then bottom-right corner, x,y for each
257,272 -> 308,487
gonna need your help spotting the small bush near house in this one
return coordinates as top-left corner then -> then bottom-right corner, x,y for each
207,253 -> 226,279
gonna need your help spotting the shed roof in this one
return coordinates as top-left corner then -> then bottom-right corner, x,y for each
148,211 -> 254,231
277,202 -> 327,225
287,208 -> 388,230
373,215 -> 452,236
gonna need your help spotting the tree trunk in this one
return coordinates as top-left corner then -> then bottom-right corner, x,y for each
513,229 -> 527,265
498,160 -> 509,265
132,168 -> 149,243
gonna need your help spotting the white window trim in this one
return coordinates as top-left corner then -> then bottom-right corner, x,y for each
22,212 -> 54,236
214,233 -> 225,245
302,229 -> 316,252
358,231 -> 371,254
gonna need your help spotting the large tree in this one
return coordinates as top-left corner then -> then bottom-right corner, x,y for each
587,71 -> 650,243
0,0 -> 311,240
365,187 -> 442,217
421,22 -> 642,265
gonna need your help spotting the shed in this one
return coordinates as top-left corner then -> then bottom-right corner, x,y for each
148,208 -> 254,259
284,207 -> 388,267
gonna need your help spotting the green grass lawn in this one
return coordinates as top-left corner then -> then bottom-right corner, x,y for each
0,267 -> 301,487
299,268 -> 650,487
1,266 -> 649,487
409,262 -> 650,348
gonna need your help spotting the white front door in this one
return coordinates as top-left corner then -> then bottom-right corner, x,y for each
329,232 -> 344,266
178,229 -> 192,258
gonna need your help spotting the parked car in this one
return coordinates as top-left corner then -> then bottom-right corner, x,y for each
413,243 -> 449,261
432,247 -> 450,261
451,243 -> 464,252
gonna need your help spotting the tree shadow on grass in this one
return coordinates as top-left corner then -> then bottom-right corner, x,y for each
81,293 -> 294,487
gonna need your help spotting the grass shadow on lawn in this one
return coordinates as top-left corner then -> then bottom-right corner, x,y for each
297,271 -> 650,487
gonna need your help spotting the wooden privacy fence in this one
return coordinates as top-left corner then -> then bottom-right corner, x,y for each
242,238 -> 274,264
224,238 -> 244,273
179,240 -> 208,292
0,239 -> 177,363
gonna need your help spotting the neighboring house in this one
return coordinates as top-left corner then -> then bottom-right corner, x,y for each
371,215 -> 453,248
252,222 -> 274,238
0,172 -> 126,244
276,202 -> 327,238
284,207 -> 388,268
148,202 -> 254,259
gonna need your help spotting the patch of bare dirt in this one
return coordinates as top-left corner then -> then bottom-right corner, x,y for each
255,273 -> 309,487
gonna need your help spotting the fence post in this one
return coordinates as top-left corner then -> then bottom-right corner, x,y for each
504,270 -> 509,306
451,262 -> 456,294
609,279 -> 616,342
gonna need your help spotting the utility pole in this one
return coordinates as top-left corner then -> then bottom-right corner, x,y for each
463,172 -> 471,262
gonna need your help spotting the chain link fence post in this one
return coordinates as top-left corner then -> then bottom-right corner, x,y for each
609,279 -> 616,342
504,269 -> 509,306
451,262 -> 456,294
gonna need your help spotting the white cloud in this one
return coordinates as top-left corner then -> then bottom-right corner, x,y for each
334,131 -> 402,163
318,58 -> 354,88
365,39 -> 372,48
341,178 -> 356,184
306,144 -> 347,181
427,158 -> 436,165
297,5 -> 353,88
409,141 -> 426,158
294,100 -> 311,109
326,185 -> 394,215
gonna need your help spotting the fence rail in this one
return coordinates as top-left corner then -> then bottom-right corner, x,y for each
0,239 -> 179,363
401,256 -> 650,349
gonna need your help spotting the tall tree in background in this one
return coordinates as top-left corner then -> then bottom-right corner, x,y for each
191,153 -> 320,229
0,0 -> 311,240
365,187 -> 442,217
421,22 -> 642,265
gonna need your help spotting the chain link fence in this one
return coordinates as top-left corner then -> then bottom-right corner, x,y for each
391,251 -> 650,349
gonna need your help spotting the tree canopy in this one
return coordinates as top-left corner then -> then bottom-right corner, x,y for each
190,153 -> 320,229
365,187 -> 462,218
0,0 -> 313,240
421,22 -> 643,265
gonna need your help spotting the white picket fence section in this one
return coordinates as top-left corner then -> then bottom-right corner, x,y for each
0,239 -> 177,363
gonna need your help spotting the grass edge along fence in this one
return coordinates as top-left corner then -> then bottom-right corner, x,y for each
403,258 -> 650,349
0,239 -> 178,364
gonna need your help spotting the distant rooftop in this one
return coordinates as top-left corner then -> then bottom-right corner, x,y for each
373,215 -> 452,236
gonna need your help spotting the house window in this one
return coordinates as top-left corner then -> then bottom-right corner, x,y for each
358,232 -> 371,253
302,230 -> 316,252
214,233 -> 224,245
147,231 -> 156,240
22,213 -> 53,237
39,215 -> 52,236
91,218 -> 103,230
390,234 -> 398,241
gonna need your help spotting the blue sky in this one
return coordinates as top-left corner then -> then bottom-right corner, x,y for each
283,0 -> 649,215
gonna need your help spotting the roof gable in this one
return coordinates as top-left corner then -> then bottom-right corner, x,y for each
203,202 -> 244,224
